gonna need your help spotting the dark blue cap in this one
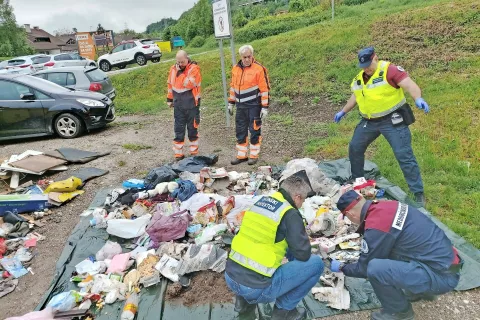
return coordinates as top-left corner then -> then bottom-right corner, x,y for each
337,190 -> 362,213
357,46 -> 375,68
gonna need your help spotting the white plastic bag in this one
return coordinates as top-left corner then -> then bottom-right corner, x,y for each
106,214 -> 151,239
195,224 -> 227,245
96,241 -> 122,261
46,291 -> 80,312
180,193 -> 226,214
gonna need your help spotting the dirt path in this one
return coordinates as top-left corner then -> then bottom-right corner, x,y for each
1,105 -> 479,319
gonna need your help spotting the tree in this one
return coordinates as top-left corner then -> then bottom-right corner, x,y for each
73,27 -> 78,33
0,0 -> 34,56
53,27 -> 73,36
97,23 -> 105,33
145,18 -> 176,34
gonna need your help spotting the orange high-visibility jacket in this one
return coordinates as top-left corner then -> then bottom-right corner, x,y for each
167,61 -> 201,106
229,59 -> 270,108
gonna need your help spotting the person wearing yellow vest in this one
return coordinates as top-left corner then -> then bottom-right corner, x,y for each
225,170 -> 324,320
333,47 -> 430,207
167,50 -> 202,160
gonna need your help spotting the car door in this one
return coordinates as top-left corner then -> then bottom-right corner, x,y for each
0,80 -> 47,138
121,42 -> 137,62
70,53 -> 87,66
110,44 -> 125,64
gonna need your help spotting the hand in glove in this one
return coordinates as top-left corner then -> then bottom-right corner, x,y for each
260,108 -> 268,120
415,98 -> 430,114
167,102 -> 173,108
334,110 -> 346,123
228,103 -> 234,116
330,259 -> 343,273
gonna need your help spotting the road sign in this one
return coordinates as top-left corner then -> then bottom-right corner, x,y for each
212,0 -> 231,38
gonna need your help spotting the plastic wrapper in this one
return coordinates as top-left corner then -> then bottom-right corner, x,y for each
155,202 -> 181,217
46,291 -> 82,312
96,241 -> 122,261
44,177 -> 82,193
106,214 -> 151,239
107,253 -> 131,274
179,193 -> 226,215
175,244 -> 228,275
192,200 -> 218,225
75,259 -> 107,275
312,272 -> 350,310
155,254 -> 180,282
156,242 -> 189,260
195,224 -> 227,245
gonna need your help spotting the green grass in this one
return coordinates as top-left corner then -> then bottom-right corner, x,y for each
269,114 -> 294,126
122,144 -> 153,151
118,160 -> 126,167
110,0 -> 480,246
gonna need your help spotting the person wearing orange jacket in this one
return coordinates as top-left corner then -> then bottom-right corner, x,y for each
167,50 -> 202,160
228,45 -> 270,166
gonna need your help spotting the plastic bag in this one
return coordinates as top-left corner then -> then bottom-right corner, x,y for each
192,200 -> 218,225
96,241 -> 122,261
44,177 -> 82,193
155,202 -> 180,217
106,253 -> 131,274
107,214 -> 151,239
75,259 -> 107,275
179,193 -> 226,214
144,166 -> 178,189
195,224 -> 227,245
155,254 -> 180,282
146,210 -> 192,248
46,291 -> 82,312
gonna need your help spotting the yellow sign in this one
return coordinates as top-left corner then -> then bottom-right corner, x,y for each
76,32 -> 96,60
156,41 -> 171,53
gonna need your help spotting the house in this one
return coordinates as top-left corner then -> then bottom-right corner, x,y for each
25,24 -> 63,54
56,34 -> 78,53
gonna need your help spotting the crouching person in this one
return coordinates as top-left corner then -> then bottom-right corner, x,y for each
225,170 -> 324,320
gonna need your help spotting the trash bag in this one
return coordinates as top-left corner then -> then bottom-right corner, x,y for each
144,166 -> 178,189
106,214 -> 152,239
171,180 -> 197,201
171,154 -> 219,173
146,210 -> 192,248
46,291 -> 82,312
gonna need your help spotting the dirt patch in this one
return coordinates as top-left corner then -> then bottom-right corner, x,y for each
166,271 -> 234,306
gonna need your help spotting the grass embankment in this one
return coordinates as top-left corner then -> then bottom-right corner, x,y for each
110,0 -> 480,246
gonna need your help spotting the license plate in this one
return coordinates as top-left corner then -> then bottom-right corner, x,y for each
152,54 -> 161,58
109,92 -> 116,98
153,50 -> 159,53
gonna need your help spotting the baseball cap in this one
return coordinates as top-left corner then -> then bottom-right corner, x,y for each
337,190 -> 362,213
280,170 -> 316,198
357,46 -> 375,68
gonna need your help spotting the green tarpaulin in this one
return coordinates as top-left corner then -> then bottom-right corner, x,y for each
36,159 -> 480,319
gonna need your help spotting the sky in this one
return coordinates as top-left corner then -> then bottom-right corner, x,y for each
9,0 -> 197,34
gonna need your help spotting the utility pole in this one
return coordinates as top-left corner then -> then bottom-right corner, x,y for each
227,0 -> 236,66
332,0 -> 335,20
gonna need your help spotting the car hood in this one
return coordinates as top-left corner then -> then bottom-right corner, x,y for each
56,89 -> 109,101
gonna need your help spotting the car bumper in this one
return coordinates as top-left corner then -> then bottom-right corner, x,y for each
145,52 -> 162,60
85,104 -> 116,130
105,89 -> 116,100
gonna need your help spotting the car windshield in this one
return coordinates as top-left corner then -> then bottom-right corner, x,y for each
8,59 -> 26,66
18,75 -> 70,93
85,68 -> 107,82
32,56 -> 51,64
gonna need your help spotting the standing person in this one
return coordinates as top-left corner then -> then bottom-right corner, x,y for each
332,190 -> 462,320
333,47 -> 430,207
225,170 -> 324,320
167,50 -> 202,160
228,45 -> 270,166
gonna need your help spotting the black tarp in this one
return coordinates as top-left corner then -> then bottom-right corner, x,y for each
36,159 -> 480,319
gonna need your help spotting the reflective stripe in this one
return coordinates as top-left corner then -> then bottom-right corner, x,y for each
352,84 -> 363,90
250,144 -> 261,158
261,98 -> 269,105
173,142 -> 184,156
168,89 -> 173,93
234,85 -> 259,94
260,92 -> 269,97
366,81 -> 388,89
172,87 -> 191,93
236,94 -> 258,102
230,250 -> 276,276
190,140 -> 199,146
236,144 -> 248,159
380,61 -> 387,68
360,98 -> 407,118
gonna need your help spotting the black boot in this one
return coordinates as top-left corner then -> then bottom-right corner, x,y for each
234,295 -> 257,314
271,305 -> 306,320
231,158 -> 248,165
414,192 -> 426,207
247,158 -> 258,165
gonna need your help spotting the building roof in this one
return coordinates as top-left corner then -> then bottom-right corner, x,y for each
26,26 -> 63,51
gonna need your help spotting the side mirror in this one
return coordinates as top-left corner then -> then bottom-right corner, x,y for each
20,93 -> 35,100
81,56 -> 86,60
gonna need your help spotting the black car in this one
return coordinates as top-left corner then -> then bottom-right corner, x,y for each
0,74 -> 115,141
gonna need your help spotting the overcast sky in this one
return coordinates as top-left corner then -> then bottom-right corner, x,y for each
10,0 -> 197,34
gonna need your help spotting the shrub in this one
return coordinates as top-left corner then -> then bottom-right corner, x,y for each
189,36 -> 206,48
344,0 -> 371,5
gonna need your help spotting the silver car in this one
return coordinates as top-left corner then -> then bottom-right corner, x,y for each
31,52 -> 97,72
32,66 -> 116,100
0,55 -> 45,75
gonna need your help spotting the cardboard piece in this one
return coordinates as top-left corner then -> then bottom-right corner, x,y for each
9,155 -> 67,173
0,194 -> 51,215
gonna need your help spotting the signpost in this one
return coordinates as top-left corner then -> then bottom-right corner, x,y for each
76,32 -> 96,60
212,0 -> 234,127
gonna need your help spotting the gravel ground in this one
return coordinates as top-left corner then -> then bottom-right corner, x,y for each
1,110 -> 479,319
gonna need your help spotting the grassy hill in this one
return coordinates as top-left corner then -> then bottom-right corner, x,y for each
111,0 -> 480,246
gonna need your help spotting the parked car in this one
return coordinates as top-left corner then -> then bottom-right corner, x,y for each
97,39 -> 161,72
0,55 -> 45,75
0,74 -> 115,141
33,66 -> 116,100
31,52 -> 97,72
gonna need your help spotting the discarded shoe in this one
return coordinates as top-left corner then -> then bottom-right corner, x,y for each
234,295 -> 257,314
231,158 -> 248,165
248,158 -> 258,166
414,192 -> 426,207
271,305 -> 306,320
405,291 -> 437,302
371,305 -> 414,320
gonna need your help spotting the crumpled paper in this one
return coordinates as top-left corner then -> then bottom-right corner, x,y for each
312,272 -> 350,310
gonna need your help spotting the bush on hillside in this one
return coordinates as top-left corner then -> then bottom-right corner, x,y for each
289,0 -> 320,12
344,0 -> 371,5
189,36 -> 206,48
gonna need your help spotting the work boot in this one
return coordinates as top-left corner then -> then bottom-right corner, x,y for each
371,305 -> 414,320
234,295 -> 257,314
175,155 -> 185,161
404,291 -> 437,302
231,158 -> 248,165
414,193 -> 426,207
248,158 -> 258,166
271,305 -> 306,320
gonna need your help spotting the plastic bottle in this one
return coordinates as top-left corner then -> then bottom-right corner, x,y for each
120,292 -> 139,320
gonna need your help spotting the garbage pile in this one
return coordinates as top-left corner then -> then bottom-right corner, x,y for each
39,156 -> 384,317
0,148 -> 109,298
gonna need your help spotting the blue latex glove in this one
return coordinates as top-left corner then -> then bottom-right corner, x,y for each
330,259 -> 342,272
415,98 -> 430,114
334,110 -> 346,123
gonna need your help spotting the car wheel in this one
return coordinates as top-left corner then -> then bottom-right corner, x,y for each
118,64 -> 126,69
99,60 -> 111,72
54,113 -> 84,139
136,54 -> 146,66
151,58 -> 160,63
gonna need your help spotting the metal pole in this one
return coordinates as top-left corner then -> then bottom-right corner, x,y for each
332,0 -> 335,20
219,39 -> 231,127
227,0 -> 236,66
